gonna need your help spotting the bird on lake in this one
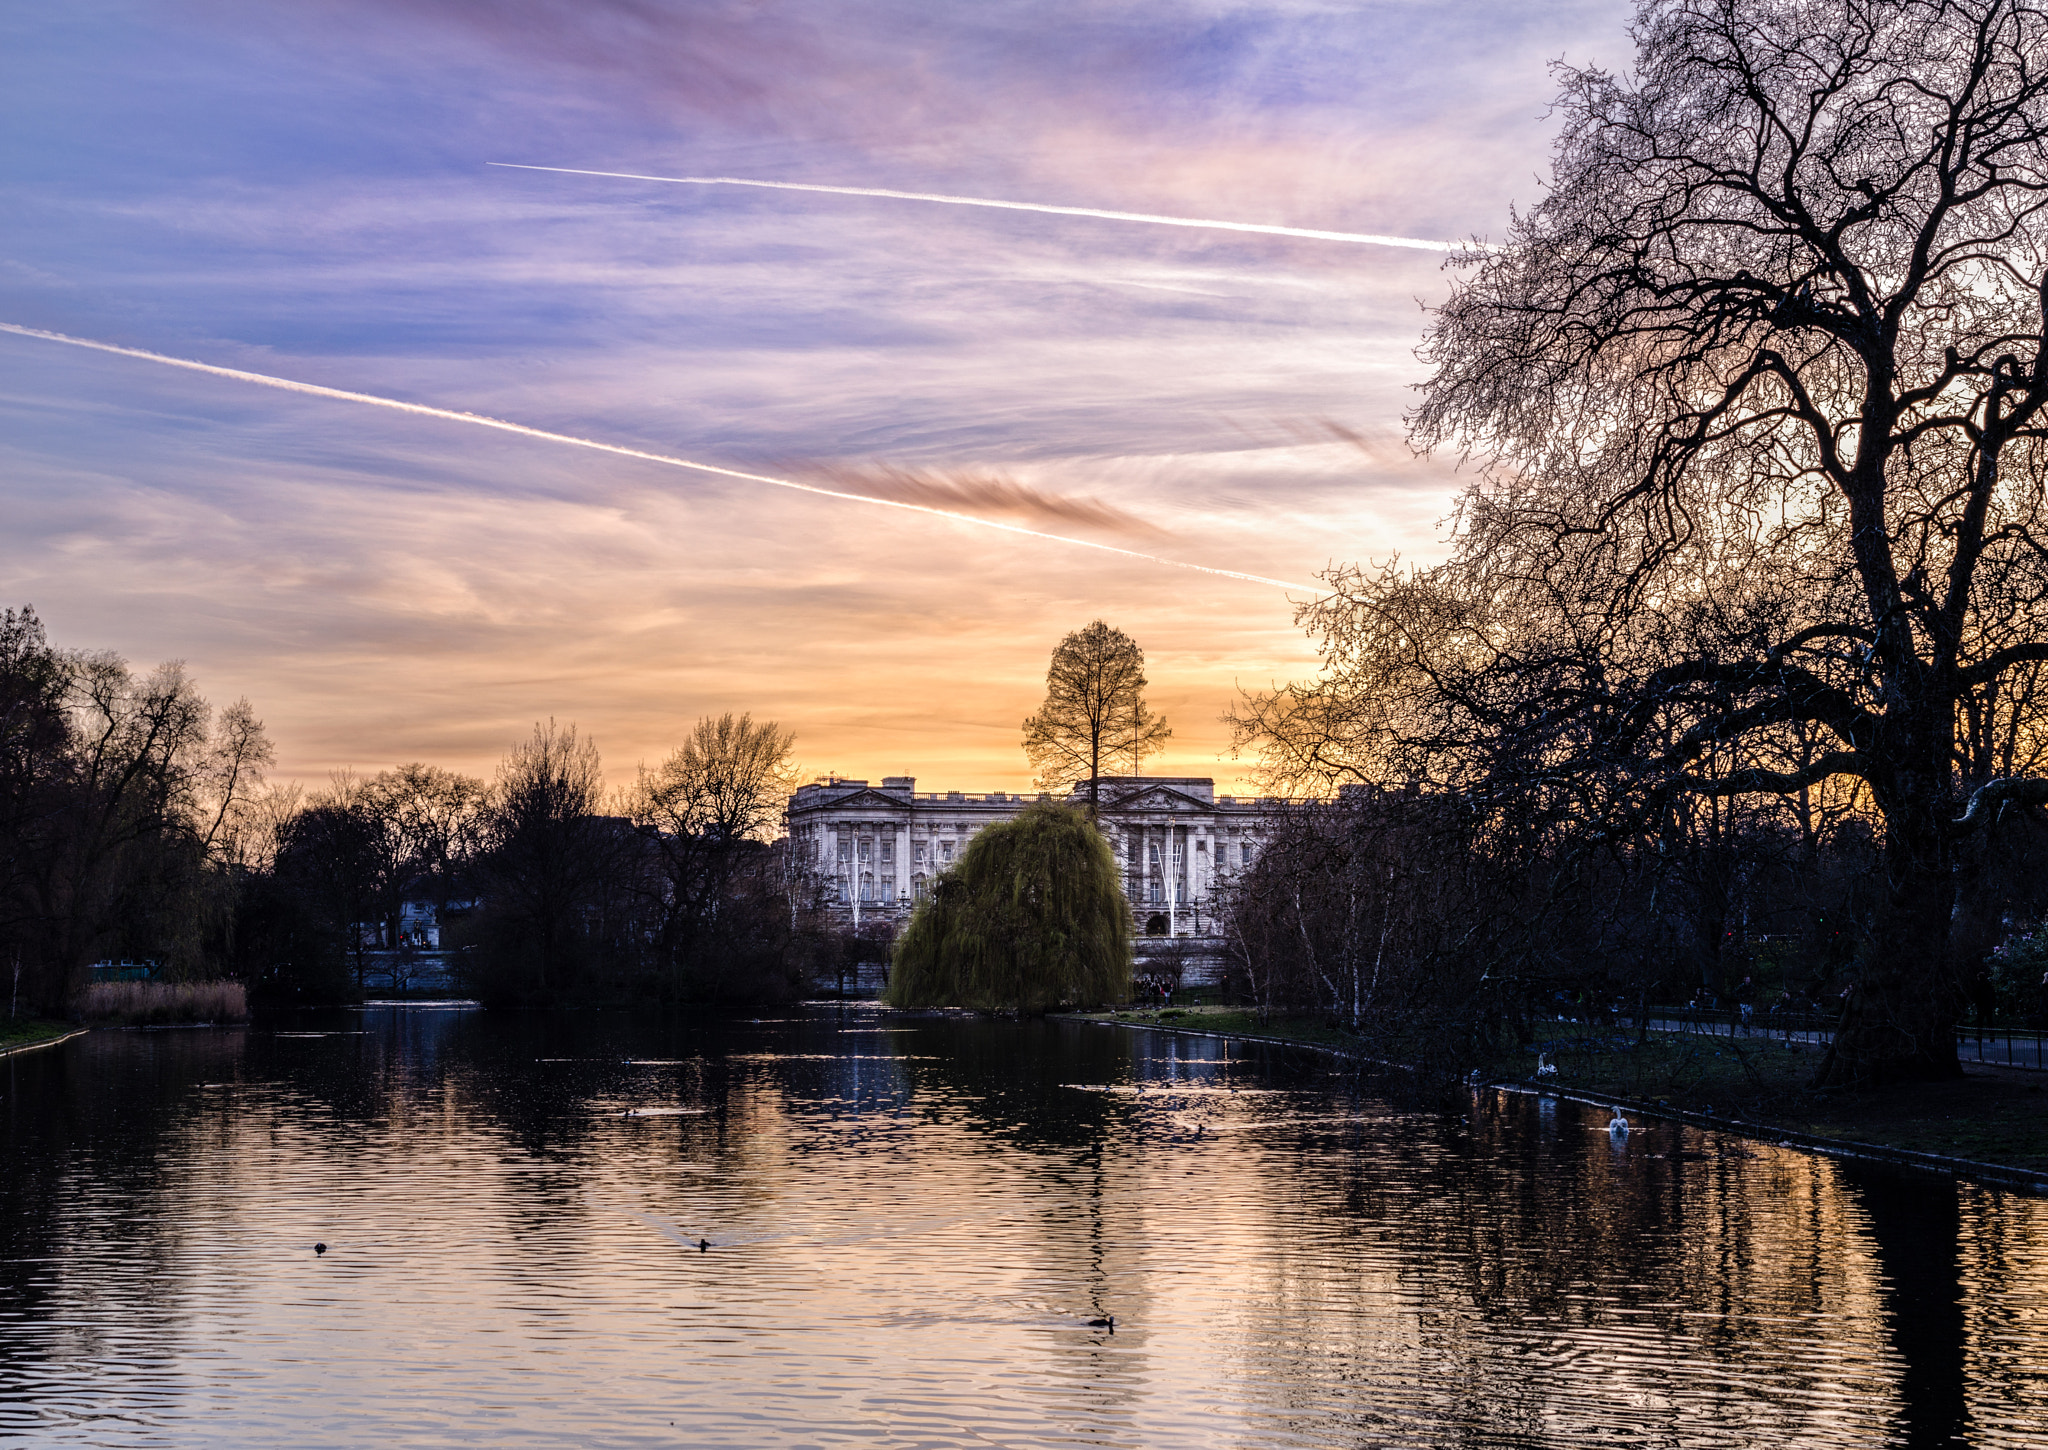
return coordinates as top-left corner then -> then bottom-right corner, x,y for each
1536,1052 -> 1557,1078
698,1239 -> 710,1252
1608,1111 -> 1630,1139
1087,1315 -> 1115,1331
314,1243 -> 326,1255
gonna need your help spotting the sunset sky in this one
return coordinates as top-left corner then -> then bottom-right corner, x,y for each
1,0 -> 1630,796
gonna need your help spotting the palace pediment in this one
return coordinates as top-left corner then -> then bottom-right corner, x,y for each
813,789 -> 913,812
1099,785 -> 1214,814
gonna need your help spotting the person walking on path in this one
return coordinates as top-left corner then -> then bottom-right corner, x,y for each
1734,976 -> 1757,1032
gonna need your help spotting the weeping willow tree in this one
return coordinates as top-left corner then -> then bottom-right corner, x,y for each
885,803 -> 1132,1012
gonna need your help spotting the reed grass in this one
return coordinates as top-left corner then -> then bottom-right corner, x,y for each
78,980 -> 250,1025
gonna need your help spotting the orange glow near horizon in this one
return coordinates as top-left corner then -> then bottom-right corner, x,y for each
0,0 -> 1633,801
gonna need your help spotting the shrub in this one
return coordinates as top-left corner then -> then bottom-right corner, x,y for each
885,803 -> 1131,1013
1988,933 -> 2048,1027
77,980 -> 250,1025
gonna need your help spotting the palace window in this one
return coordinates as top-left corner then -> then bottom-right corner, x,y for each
857,838 -> 871,864
881,838 -> 894,866
940,842 -> 954,863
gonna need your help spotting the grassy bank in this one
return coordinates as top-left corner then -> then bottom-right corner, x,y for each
1078,1006 -> 2048,1178
1496,1022 -> 2048,1174
0,1018 -> 82,1055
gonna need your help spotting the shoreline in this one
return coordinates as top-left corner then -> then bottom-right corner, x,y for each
0,1024 -> 90,1060
1060,1010 -> 2048,1198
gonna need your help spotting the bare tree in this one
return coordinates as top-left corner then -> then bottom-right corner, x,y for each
1217,791 -> 1527,1061
8,646 -> 272,1005
636,714 -> 798,844
1251,0 -> 2048,1085
627,714 -> 801,999
368,763 -> 487,951
473,721 -> 617,998
0,609 -> 71,999
1021,621 -> 1171,813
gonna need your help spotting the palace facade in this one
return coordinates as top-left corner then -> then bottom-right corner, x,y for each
784,776 -> 1290,977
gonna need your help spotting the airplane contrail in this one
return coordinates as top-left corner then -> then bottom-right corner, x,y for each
485,162 -> 1463,253
0,323 -> 1317,593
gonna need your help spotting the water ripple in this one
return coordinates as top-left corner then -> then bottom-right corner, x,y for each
0,1008 -> 2040,1448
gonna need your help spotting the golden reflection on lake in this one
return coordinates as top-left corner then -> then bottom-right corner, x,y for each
1,1005 -> 2042,1447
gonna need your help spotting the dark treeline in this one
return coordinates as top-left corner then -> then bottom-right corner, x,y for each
451,713 -> 831,1008
1220,781 -> 2048,1075
2,607 -> 272,1016
1224,0 -> 2048,1086
2,607 -> 832,1015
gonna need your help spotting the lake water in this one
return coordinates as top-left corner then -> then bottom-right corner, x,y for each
2,1004 -> 2043,1448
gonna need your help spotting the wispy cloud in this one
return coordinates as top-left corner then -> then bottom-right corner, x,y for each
2,0 -> 1633,788
804,464 -> 1166,539
0,323 -> 1310,590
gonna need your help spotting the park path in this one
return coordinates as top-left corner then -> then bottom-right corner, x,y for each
1563,1012 -> 2048,1072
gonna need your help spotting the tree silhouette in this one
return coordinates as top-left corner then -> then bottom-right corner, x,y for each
472,720 -> 618,999
628,713 -> 802,999
1245,0 -> 2048,1085
1021,621 -> 1171,814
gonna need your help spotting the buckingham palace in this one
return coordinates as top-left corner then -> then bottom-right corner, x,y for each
784,775 -> 1290,980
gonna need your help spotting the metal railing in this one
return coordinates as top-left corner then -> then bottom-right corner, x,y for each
1542,1005 -> 2048,1070
1647,1005 -> 1837,1046
1956,1027 -> 2048,1070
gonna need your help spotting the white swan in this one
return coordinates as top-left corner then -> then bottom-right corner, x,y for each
1608,1111 -> 1630,1139
1536,1052 -> 1557,1078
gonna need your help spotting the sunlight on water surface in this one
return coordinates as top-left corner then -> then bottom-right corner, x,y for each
2,1005 -> 2043,1447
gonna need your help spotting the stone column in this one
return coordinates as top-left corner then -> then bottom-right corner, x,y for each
1171,823 -> 1187,933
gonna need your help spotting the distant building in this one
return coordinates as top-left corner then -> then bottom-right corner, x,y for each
784,775 -> 1291,983
354,898 -> 446,951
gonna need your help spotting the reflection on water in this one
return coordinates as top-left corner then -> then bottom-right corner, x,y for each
1,1005 -> 2043,1447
